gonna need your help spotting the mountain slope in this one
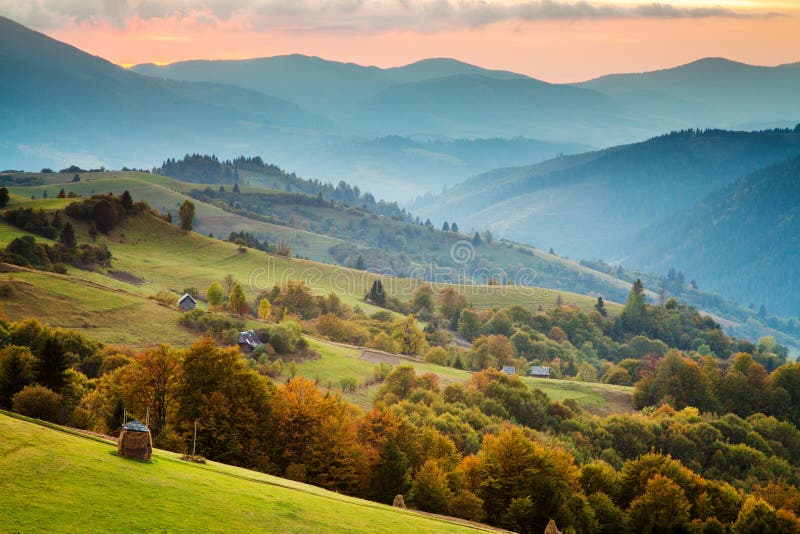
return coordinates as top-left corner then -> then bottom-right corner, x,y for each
629,157 -> 800,316
0,16 -> 328,171
0,412 -> 490,533
411,128 -> 800,261
577,58 -> 800,127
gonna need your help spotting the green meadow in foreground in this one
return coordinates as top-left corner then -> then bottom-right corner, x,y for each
0,412 -> 496,533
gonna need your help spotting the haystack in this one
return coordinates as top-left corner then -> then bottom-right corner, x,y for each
117,420 -> 152,461
392,495 -> 406,509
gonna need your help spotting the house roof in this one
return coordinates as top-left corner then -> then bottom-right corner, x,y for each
238,330 -> 262,348
501,366 -> 516,375
531,366 -> 551,376
178,293 -> 196,304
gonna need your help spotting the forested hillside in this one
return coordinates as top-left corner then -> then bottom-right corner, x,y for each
630,157 -> 800,317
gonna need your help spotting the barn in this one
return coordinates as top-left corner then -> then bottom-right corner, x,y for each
178,293 -> 196,311
531,366 -> 551,379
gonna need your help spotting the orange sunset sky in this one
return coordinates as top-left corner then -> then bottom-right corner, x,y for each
2,0 -> 799,82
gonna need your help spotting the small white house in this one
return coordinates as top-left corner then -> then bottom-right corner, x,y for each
501,366 -> 516,375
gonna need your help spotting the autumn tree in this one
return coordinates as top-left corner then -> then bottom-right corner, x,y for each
118,345 -> 181,437
176,339 -> 274,469
178,200 -> 195,231
627,474 -> 691,533
206,282 -> 224,311
391,316 -> 428,355
410,459 -> 452,513
258,297 -> 272,320
228,283 -> 247,315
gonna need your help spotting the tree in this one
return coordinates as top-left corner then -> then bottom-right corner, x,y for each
594,296 -> 607,316
0,345 -> 38,408
177,339 -> 274,469
178,200 -> 195,231
72,174 -> 80,182
36,336 -> 72,392
120,190 -> 133,211
442,222 -> 450,232
457,308 -> 482,341
472,232 -> 482,245
622,278 -> 647,333
0,187 -> 9,207
228,283 -> 247,315
258,298 -> 272,320
206,282 -> 224,311
91,199 -> 117,233
367,280 -> 386,306
59,222 -> 76,249
451,222 -> 459,233
411,459 -> 452,513
12,385 -> 63,423
355,255 -> 366,270
439,286 -> 467,329
627,474 -> 690,533
118,345 -> 180,437
233,183 -> 240,193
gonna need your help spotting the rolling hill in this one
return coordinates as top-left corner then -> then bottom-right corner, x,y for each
4,168 -> 798,353
629,157 -> 800,317
0,412 -> 496,533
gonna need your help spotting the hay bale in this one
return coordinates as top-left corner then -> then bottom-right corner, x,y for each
117,423 -> 152,461
392,495 -> 406,509
544,519 -> 562,534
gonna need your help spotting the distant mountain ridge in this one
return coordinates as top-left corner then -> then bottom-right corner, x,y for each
576,57 -> 800,128
411,128 -> 800,259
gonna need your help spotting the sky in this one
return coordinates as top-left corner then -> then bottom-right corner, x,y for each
2,0 -> 799,82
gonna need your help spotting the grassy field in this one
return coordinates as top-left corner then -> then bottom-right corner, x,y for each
0,412 -> 498,533
293,339 -> 633,415
4,171 -> 627,313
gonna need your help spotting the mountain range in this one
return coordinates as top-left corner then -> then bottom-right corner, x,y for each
3,14 -> 800,199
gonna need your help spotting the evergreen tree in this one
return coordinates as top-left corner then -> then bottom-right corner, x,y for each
233,183 -> 240,193
367,280 -> 386,306
451,222 -> 459,233
120,190 -> 133,211
59,222 -> 76,249
442,222 -> 450,232
472,232 -> 482,245
622,279 -> 648,333
595,296 -> 607,316
355,255 -> 366,270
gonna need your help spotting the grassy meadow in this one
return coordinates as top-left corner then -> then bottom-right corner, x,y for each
0,412 -> 498,533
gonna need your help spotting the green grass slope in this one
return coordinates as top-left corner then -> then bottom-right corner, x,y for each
5,170 -> 630,308
0,412 -> 496,533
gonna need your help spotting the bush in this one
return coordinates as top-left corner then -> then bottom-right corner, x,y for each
269,320 -> 307,354
12,384 -> 63,423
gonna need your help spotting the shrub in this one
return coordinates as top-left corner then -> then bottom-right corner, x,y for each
12,384 -> 63,423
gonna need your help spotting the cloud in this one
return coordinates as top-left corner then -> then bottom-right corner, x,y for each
0,0 -> 784,33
